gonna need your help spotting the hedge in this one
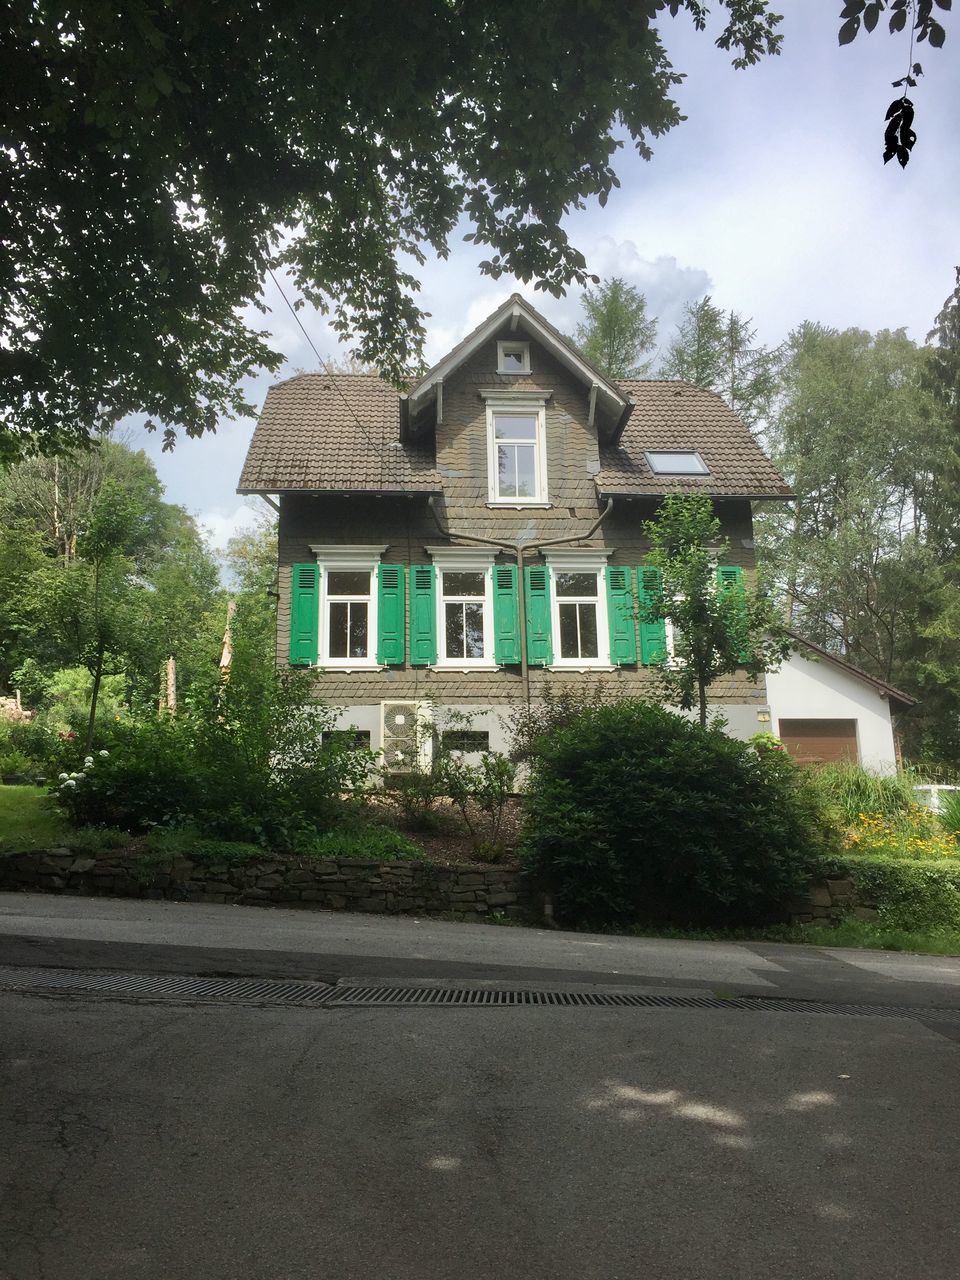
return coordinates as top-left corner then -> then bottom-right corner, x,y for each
833,853 -> 960,931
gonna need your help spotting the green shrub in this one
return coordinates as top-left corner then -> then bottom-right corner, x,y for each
520,700 -> 835,928
833,852 -> 960,932
64,826 -> 129,853
305,827 -> 423,862
0,749 -> 34,776
939,789 -> 960,837
810,761 -> 917,824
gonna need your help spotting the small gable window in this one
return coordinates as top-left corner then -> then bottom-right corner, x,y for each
497,341 -> 531,375
644,450 -> 710,475
482,390 -> 549,506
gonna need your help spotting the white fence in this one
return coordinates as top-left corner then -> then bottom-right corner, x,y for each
913,784 -> 960,814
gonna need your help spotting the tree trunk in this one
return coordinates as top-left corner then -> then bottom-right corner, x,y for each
698,676 -> 708,728
85,647 -> 105,751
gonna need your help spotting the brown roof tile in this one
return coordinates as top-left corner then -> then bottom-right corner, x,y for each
237,373 -> 441,494
598,380 -> 793,500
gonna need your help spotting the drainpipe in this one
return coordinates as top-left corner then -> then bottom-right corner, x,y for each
426,497 -> 614,705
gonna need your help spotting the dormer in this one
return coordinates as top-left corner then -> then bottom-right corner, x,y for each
401,294 -> 634,446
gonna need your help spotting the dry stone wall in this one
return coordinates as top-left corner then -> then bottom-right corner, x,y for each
0,848 -> 526,920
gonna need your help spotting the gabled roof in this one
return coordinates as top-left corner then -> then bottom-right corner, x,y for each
237,373 -> 441,495
786,631 -> 917,712
407,292 -> 630,434
596,380 -> 793,500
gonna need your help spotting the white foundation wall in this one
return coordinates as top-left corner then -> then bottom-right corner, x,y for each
326,700 -> 768,763
765,651 -> 899,774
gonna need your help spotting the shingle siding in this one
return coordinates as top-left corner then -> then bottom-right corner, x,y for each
261,312 -> 775,718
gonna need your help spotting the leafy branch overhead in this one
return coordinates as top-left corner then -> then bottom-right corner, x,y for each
1,1 -> 786,461
837,0 -> 950,166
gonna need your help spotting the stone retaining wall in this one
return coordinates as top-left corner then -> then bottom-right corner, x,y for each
787,876 -> 880,926
0,848 -> 527,920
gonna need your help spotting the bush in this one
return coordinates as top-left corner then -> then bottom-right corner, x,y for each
842,807 -> 958,859
520,700 -> 835,928
940,789 -> 960,837
52,666 -> 378,847
809,761 -> 917,825
306,827 -> 423,862
832,853 -> 960,932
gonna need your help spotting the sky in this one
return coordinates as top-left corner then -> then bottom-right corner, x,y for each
131,3 -> 960,557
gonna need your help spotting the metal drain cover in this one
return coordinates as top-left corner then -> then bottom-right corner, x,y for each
1,964 -> 959,1024
0,965 -> 337,1008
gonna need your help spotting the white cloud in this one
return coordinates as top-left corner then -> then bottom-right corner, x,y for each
198,503 -> 266,553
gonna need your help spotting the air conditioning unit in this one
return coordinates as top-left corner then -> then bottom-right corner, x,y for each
381,701 -> 432,774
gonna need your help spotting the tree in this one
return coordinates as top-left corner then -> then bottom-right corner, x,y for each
641,493 -> 788,727
756,313 -> 960,765
1,2 -> 787,460
659,296 -> 782,430
574,277 -> 658,377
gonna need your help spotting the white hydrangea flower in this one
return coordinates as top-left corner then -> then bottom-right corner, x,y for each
99,750 -> 109,758
84,756 -> 94,765
61,779 -> 77,789
58,772 -> 69,781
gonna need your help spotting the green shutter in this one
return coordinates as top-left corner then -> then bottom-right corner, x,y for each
605,565 -> 637,665
492,564 -> 521,664
524,565 -> 553,666
716,565 -> 749,661
637,566 -> 667,665
289,562 -> 319,666
409,564 -> 437,666
377,564 -> 405,665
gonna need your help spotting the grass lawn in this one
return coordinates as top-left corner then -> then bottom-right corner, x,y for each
0,785 -> 68,853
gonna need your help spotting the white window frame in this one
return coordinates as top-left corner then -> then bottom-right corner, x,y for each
543,549 -> 613,670
497,340 -> 531,375
644,449 -> 710,476
427,546 -> 498,669
481,389 -> 549,508
309,544 -> 387,670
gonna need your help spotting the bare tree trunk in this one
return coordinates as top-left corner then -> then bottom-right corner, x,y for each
698,676 -> 708,728
165,656 -> 177,714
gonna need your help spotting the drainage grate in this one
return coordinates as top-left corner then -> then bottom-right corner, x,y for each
0,966 -> 337,1008
1,965 -> 958,1024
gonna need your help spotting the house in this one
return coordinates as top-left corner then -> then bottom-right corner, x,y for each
767,634 -> 915,773
237,293 -> 909,770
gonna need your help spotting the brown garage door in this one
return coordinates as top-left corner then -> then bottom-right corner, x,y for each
778,719 -> 859,765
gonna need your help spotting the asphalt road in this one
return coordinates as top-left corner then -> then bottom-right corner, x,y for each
3,891 -> 960,1006
1,894 -> 959,1279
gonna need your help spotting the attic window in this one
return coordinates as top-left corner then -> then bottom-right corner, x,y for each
497,341 -> 531,375
644,450 -> 710,476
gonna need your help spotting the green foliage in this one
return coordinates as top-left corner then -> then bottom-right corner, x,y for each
0,785 -> 67,852
506,679 -> 612,763
63,826 -> 129,854
832,853 -> 960,932
808,762 -> 918,824
439,750 -> 516,857
939,789 -> 960,837
574,277 -> 657,377
306,828 -> 423,863
658,296 -> 782,429
520,700 -> 834,928
0,3 -> 785,457
758,318 -> 960,765
0,750 -> 34,777
642,494 -> 789,726
143,827 -> 264,867
52,640 -> 378,849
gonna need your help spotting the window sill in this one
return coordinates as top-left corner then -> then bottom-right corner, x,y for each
546,664 -> 619,673
430,664 -> 498,672
485,500 -> 552,509
317,664 -> 386,673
